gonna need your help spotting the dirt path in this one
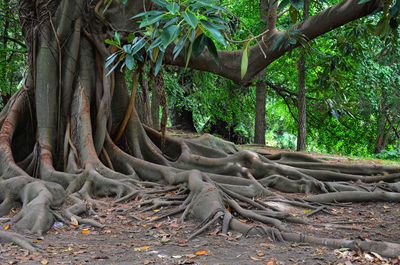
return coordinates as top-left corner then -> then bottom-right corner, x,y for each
2,197 -> 400,264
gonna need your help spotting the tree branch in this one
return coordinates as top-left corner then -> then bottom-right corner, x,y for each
165,0 -> 382,85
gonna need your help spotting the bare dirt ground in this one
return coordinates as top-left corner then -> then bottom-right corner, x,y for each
1,131 -> 400,265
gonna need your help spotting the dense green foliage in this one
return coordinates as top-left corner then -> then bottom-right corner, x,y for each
0,0 -> 26,108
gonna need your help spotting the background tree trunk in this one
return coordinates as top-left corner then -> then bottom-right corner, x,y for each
254,74 -> 266,144
151,72 -> 160,131
296,0 -> 309,152
253,0 -> 270,145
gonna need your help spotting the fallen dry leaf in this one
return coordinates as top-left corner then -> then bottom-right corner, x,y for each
4,223 -> 10,230
250,256 -> 262,261
257,252 -> 265,257
40,259 -> 49,265
259,242 -> 275,248
140,246 -> 151,250
195,250 -> 209,255
81,229 -> 90,234
186,254 -> 197,258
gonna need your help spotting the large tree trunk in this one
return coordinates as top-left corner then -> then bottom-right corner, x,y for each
0,0 -> 399,259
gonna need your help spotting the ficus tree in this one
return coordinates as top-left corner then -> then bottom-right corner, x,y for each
1,0 -> 400,258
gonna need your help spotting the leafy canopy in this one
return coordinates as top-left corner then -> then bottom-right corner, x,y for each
105,0 -> 231,76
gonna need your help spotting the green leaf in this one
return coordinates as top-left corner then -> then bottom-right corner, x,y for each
288,37 -> 297,45
131,38 -> 148,55
241,41 -> 250,79
152,0 -> 168,8
115,32 -> 121,46
125,54 -> 135,70
140,14 -> 165,28
173,36 -> 186,60
121,0 -> 127,5
154,51 -> 164,76
106,61 -> 120,76
105,39 -> 118,46
194,0 -> 223,10
164,17 -> 179,28
105,53 -> 118,69
161,25 -> 179,48
166,2 -> 179,14
205,36 -> 219,65
278,0 -> 290,12
123,44 -> 132,53
131,10 -> 164,19
200,20 -> 227,46
182,11 -> 198,29
185,41 -> 193,68
358,0 -> 372,3
193,34 -> 206,57
127,33 -> 135,43
149,36 -> 162,50
289,0 -> 303,10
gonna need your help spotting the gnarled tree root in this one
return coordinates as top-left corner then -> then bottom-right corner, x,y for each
2,1 -> 400,259
0,231 -> 38,252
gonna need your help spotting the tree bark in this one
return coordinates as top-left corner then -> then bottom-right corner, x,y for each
253,0 -> 270,145
150,73 -> 160,131
296,0 -> 309,152
254,73 -> 266,144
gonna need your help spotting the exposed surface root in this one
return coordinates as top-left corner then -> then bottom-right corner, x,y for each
1,0 -> 400,258
0,231 -> 38,252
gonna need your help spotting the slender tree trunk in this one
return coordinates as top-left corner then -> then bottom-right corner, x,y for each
296,0 -> 309,151
151,73 -> 160,130
1,0 -> 10,98
254,73 -> 266,144
253,0 -> 270,145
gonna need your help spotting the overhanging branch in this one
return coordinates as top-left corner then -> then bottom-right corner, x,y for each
165,0 -> 382,85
